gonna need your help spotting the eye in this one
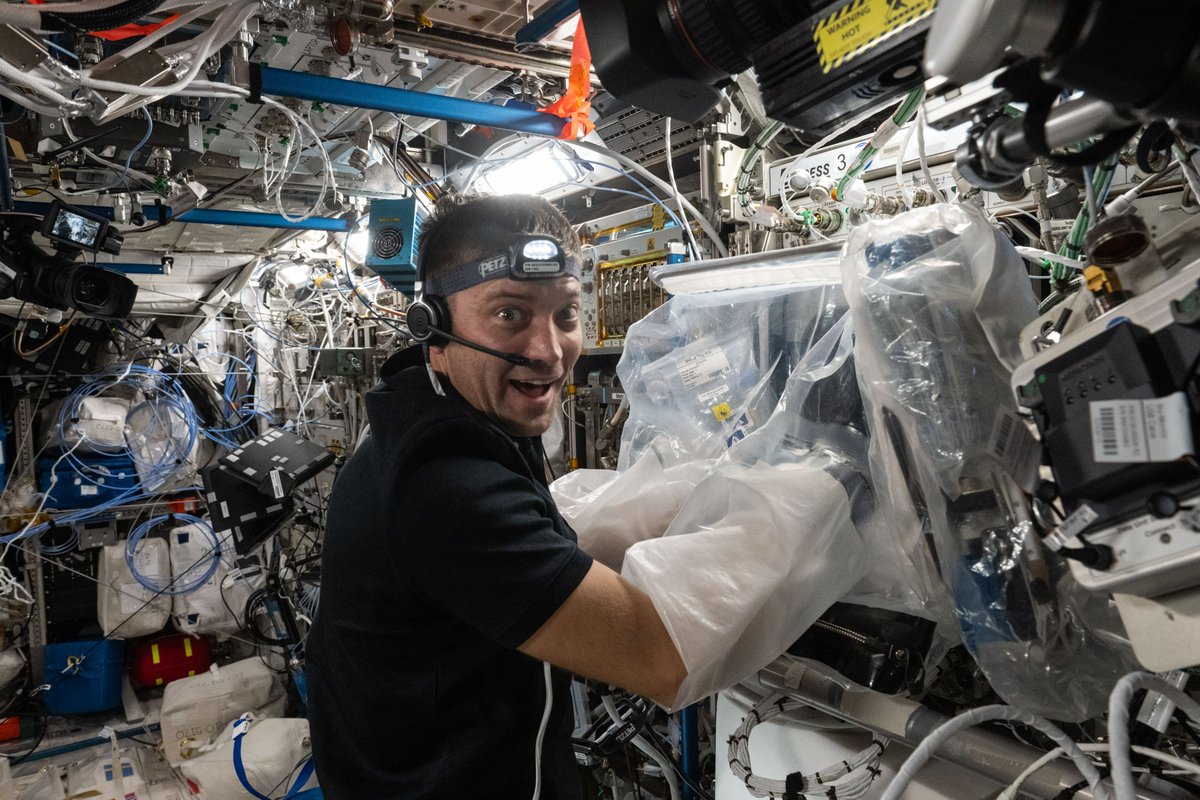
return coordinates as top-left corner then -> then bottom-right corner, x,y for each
558,304 -> 580,322
497,307 -> 526,323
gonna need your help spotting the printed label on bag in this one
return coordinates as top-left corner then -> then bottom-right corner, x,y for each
1090,393 -> 1194,463
697,383 -> 730,406
988,411 -> 1041,493
678,346 -> 730,390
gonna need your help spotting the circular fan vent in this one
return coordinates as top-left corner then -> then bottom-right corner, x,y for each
372,227 -> 404,260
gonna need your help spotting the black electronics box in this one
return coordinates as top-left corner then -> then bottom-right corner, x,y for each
218,428 -> 334,501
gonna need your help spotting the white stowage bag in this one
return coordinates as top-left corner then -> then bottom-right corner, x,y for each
63,753 -> 146,800
159,658 -> 286,765
13,766 -> 64,800
170,524 -> 264,639
550,453 -> 714,571
622,459 -> 868,710
181,715 -> 317,799
98,540 -> 171,638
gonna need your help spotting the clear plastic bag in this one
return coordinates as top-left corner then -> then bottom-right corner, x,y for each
616,285 -> 845,470
558,279 -> 966,706
843,203 -> 1136,720
722,311 -> 957,640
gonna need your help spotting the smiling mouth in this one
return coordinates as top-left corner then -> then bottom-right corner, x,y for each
510,378 -> 557,399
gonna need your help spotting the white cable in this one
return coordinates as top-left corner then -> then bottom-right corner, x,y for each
570,139 -> 729,259
81,148 -> 156,184
182,83 -> 335,222
726,692 -> 886,799
1105,161 -> 1180,217
531,662 -> 552,800
880,705 -> 1107,800
1016,247 -> 1087,270
602,693 -> 682,800
1000,742 -> 1200,800
0,57 -> 83,110
0,82 -> 65,117
663,117 -> 704,261
1108,672 -> 1200,800
110,0 -> 241,64
895,120 -> 919,207
77,3 -> 259,98
916,105 -> 945,203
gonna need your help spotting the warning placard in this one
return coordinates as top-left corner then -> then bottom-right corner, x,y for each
813,0 -> 937,73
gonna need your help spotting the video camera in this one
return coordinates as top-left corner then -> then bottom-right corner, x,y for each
0,200 -> 138,320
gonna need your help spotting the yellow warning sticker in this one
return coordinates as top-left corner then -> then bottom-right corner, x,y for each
183,637 -> 193,658
711,402 -> 734,421
151,644 -> 161,665
813,0 -> 937,74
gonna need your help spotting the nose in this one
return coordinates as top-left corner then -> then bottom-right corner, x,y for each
520,312 -> 565,367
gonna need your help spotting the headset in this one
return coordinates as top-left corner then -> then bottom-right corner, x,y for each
407,235 -> 583,367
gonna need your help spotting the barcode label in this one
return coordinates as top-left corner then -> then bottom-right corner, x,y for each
988,411 -> 1041,493
1091,393 -> 1194,463
1096,405 -> 1120,457
269,469 -> 285,499
994,414 -> 1014,456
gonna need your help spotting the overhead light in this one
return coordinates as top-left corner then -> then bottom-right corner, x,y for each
461,135 -> 592,198
476,147 -> 581,196
650,242 -> 845,295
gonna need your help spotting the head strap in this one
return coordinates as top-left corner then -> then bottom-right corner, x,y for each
424,235 -> 581,297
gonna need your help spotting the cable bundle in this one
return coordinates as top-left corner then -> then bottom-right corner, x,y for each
727,692 -> 887,799
58,362 -> 199,492
126,513 -> 220,595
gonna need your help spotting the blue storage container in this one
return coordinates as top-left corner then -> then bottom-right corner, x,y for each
41,639 -> 125,715
37,453 -> 139,509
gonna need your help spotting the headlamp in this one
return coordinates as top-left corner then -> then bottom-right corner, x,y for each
425,235 -> 582,297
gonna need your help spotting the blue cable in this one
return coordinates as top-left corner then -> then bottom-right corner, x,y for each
42,39 -> 80,63
115,108 -> 154,188
126,513 -> 220,596
56,363 -> 199,495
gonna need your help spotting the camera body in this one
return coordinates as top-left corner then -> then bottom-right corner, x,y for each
0,201 -> 138,320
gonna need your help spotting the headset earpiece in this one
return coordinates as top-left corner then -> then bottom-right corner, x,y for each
406,295 -> 451,344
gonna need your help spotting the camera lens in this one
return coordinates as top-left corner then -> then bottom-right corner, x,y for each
669,0 -> 808,79
74,273 -> 111,306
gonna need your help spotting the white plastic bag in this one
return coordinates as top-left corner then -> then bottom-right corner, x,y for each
170,524 -> 263,639
551,455 -> 713,571
623,459 -> 868,710
181,715 -> 316,799
159,657 -> 286,765
98,540 -> 171,638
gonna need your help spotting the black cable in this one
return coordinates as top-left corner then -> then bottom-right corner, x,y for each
625,745 -> 643,800
42,0 -> 166,33
10,706 -> 48,764
639,723 -> 716,800
1174,709 -> 1200,750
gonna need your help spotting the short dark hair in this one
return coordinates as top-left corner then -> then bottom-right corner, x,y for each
416,193 -> 582,288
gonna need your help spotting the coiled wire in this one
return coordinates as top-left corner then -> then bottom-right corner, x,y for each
126,513 -> 219,596
727,692 -> 887,799
57,362 -> 199,492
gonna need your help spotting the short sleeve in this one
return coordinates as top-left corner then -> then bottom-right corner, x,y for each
391,454 -> 593,649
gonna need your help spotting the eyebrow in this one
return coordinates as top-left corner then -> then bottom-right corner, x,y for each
484,288 -> 581,303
